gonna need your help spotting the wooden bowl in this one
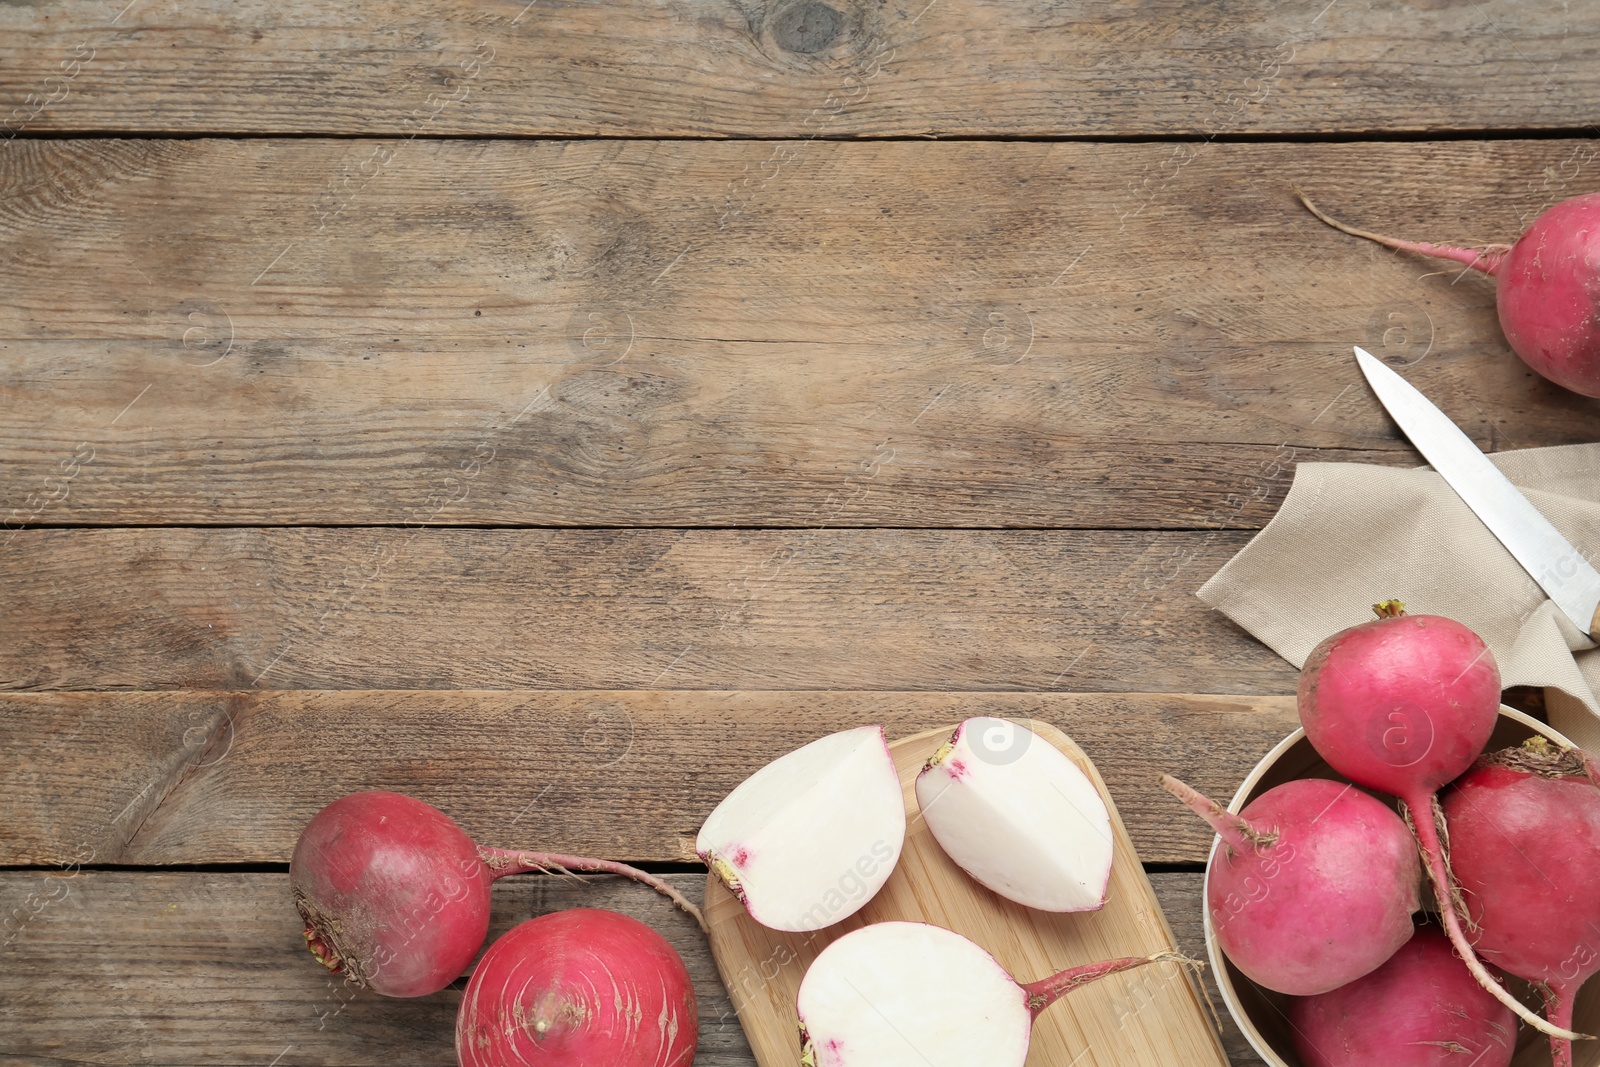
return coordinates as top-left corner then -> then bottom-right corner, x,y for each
1207,706 -> 1600,1067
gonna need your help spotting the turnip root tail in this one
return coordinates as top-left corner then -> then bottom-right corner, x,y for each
1543,982 -> 1578,1067
1402,797 -> 1588,1042
1295,188 -> 1512,277
1019,951 -> 1197,1017
479,846 -> 708,933
1159,773 -> 1277,855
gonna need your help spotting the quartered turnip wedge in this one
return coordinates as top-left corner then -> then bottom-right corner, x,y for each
697,725 -> 906,932
795,920 -> 1184,1067
915,717 -> 1113,912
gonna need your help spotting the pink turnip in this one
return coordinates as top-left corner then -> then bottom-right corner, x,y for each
290,790 -> 705,998
1288,925 -> 1516,1067
1442,737 -> 1600,1066
457,908 -> 697,1067
1297,602 -> 1580,1039
1163,773 -> 1420,995
795,920 -> 1181,1067
1298,189 -> 1600,397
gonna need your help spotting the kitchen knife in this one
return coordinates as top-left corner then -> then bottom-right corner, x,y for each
1354,346 -> 1600,640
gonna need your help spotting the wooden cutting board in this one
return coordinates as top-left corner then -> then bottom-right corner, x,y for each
704,720 -> 1230,1067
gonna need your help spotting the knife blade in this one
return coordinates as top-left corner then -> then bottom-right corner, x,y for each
1354,347 -> 1600,639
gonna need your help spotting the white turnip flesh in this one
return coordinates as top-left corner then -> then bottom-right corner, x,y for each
915,716 -> 1113,912
795,920 -> 1177,1067
697,725 -> 906,932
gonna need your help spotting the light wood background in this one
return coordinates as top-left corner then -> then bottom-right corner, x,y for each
3,1 -> 1598,1064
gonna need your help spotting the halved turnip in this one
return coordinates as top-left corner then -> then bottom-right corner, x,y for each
796,920 -> 1174,1067
915,717 -> 1113,912
697,725 -> 906,932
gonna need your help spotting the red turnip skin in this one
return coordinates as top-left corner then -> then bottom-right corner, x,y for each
1299,189 -> 1600,397
1442,738 -> 1600,1067
1297,603 -> 1581,1040
1163,773 -> 1420,995
290,791 -> 706,998
457,908 -> 697,1067
1288,926 -> 1516,1067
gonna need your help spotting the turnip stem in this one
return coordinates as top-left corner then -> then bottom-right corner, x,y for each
1295,188 -> 1510,277
1405,796 -> 1587,1042
1160,773 -> 1276,855
480,846 -> 708,933
1019,952 -> 1188,1017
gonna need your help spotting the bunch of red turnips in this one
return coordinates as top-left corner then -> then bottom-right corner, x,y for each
289,790 -> 703,1066
1299,189 -> 1600,398
1166,601 -> 1600,1067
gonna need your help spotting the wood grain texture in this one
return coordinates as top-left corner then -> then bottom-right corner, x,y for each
4,138 -> 1598,528
0,870 -> 1264,1066
708,721 -> 1228,1067
0,0 -> 1597,137
0,527 -> 1300,695
0,690 -> 1298,866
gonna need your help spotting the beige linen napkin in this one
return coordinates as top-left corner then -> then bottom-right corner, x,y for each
1198,443 -> 1600,750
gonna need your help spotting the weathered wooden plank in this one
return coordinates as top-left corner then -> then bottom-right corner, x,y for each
0,0 -> 1596,137
0,527 -> 1299,697
0,690 -> 1298,867
0,870 -> 1263,1066
3,138 -> 1597,528
0,871 -> 738,1067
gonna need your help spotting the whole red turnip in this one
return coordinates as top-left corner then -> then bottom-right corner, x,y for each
1443,737 -> 1600,1066
290,791 -> 705,998
1289,925 -> 1516,1067
457,908 -> 697,1067
1300,189 -> 1600,397
1162,773 -> 1420,995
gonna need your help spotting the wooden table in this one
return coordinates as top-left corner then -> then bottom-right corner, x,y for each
2,3 -> 1597,1064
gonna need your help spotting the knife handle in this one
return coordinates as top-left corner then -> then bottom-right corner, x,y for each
1593,602 -> 1600,642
